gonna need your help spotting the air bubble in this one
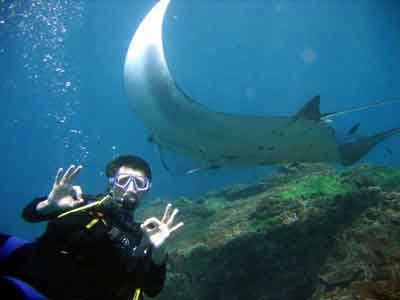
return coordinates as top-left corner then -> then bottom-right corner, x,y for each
2,0 -> 86,160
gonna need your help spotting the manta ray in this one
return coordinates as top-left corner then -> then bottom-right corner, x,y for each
124,0 -> 399,170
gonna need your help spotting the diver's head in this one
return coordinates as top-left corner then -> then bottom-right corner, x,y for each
106,155 -> 152,210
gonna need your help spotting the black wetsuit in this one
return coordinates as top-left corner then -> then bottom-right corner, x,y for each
2,195 -> 166,300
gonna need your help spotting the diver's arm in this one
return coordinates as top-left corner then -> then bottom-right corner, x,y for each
151,243 -> 168,265
136,249 -> 167,297
22,196 -> 61,222
136,203 -> 182,296
22,193 -> 99,223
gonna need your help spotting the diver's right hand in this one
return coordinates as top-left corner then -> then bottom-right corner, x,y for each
37,165 -> 84,215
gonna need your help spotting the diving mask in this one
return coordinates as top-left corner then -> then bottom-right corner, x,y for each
111,173 -> 151,193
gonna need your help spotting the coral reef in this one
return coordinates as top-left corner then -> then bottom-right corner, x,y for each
136,163 -> 400,300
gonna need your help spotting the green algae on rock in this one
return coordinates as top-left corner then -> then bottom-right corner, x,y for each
277,175 -> 350,201
136,163 -> 400,300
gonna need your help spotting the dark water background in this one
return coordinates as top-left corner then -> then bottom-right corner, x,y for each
0,0 -> 399,239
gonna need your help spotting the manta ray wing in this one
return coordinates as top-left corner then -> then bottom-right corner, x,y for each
124,0 -> 399,169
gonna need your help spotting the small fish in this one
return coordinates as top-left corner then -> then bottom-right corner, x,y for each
385,147 -> 393,155
347,123 -> 360,135
147,135 -> 154,143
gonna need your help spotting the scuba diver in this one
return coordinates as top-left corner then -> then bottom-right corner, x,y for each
0,155 -> 183,300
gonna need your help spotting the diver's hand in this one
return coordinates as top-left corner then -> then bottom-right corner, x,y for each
141,203 -> 184,248
141,203 -> 184,264
37,165 -> 84,215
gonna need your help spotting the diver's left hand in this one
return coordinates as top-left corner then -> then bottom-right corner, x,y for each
141,203 -> 184,248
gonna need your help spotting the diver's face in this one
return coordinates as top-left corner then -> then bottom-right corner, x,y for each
110,166 -> 150,210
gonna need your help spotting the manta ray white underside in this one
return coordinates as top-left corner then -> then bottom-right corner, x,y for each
124,0 -> 400,169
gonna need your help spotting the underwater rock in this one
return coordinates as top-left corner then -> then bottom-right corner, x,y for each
278,162 -> 330,175
137,163 -> 400,300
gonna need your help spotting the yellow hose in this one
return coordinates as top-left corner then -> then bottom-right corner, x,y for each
133,288 -> 141,300
57,194 -> 111,219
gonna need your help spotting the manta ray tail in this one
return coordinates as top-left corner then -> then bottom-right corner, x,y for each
339,127 -> 400,166
321,98 -> 400,121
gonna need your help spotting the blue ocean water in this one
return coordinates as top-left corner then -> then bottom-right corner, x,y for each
0,0 -> 399,240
